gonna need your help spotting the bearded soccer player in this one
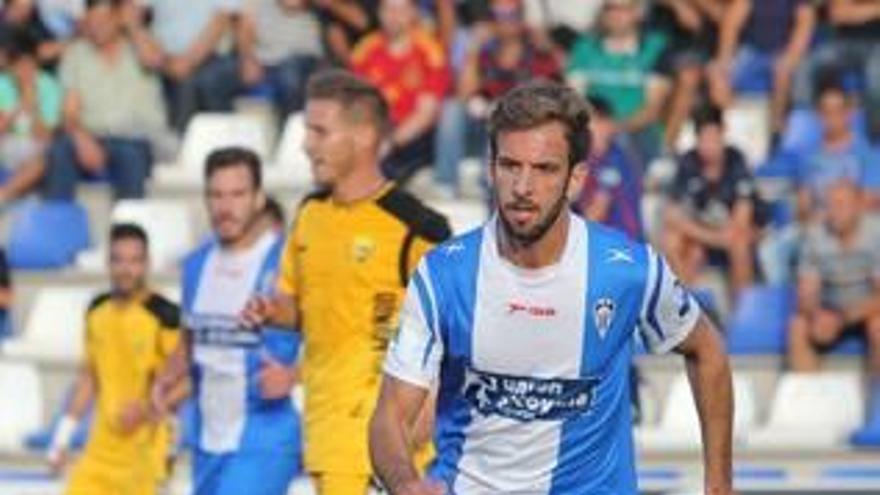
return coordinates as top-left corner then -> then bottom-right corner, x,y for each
241,69 -> 450,495
49,224 -> 181,495
153,147 -> 301,495
369,81 -> 734,494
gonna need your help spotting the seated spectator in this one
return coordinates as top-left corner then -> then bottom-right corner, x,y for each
127,0 -> 239,133
663,105 -> 765,298
794,0 -> 880,142
237,0 -> 323,123
648,0 -> 723,148
0,29 -> 62,203
0,0 -> 66,67
788,180 -> 880,378
707,0 -> 816,143
434,0 -> 560,197
567,0 -> 671,163
573,96 -> 644,241
43,0 -> 165,201
795,82 -> 880,222
351,0 -> 450,181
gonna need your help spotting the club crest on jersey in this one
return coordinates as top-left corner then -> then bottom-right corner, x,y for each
352,236 -> 376,262
594,297 -> 616,339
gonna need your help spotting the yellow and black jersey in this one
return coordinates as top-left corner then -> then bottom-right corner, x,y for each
66,291 -> 179,495
277,183 -> 450,475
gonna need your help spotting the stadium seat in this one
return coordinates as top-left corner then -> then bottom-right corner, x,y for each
76,199 -> 196,272
636,373 -> 756,452
0,360 -> 43,453
726,285 -> 795,354
270,112 -> 312,189
2,287 -> 95,364
25,387 -> 92,453
747,371 -> 864,450
6,201 -> 91,270
154,113 -> 272,187
424,198 -> 488,235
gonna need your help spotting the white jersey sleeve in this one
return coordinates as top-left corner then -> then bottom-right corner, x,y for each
384,261 -> 443,389
637,247 -> 701,354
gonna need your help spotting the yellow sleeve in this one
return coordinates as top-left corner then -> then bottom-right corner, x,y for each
159,327 -> 180,360
406,236 -> 437,278
276,220 -> 301,297
84,316 -> 96,368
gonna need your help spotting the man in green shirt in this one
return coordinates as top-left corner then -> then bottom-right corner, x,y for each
567,0 -> 670,161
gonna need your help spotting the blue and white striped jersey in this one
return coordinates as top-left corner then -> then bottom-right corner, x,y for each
182,231 -> 301,455
385,214 -> 700,494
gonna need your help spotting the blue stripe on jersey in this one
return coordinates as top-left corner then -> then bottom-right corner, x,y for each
549,222 -> 641,494
646,254 -> 665,340
412,271 -> 436,368
182,240 -> 215,312
425,229 -> 483,490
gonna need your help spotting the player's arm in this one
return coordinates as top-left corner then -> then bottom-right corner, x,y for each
152,332 -> 192,415
47,362 -> 96,471
371,376 -> 442,495
638,251 -> 733,494
674,316 -> 734,495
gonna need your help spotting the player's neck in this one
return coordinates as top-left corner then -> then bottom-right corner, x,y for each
498,210 -> 571,270
221,220 -> 266,253
331,164 -> 387,205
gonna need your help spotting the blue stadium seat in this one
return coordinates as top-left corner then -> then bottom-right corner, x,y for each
726,285 -> 795,354
6,201 -> 90,269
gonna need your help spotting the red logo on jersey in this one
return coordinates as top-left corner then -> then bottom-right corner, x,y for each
507,301 -> 557,318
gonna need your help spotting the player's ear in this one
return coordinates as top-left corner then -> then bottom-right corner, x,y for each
255,190 -> 266,211
567,161 -> 587,201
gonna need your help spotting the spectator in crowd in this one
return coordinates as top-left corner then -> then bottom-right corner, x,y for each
663,105 -> 765,298
434,0 -> 560,197
648,0 -> 723,148
237,0 -> 324,123
567,0 -> 671,163
788,180 -> 880,380
794,0 -> 880,141
315,0 -> 378,64
127,0 -> 239,133
707,0 -> 816,144
0,29 -> 62,203
42,0 -> 166,201
573,96 -> 644,241
795,82 -> 880,222
351,0 -> 450,181
0,0 -> 65,67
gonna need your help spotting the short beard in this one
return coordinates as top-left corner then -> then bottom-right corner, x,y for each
498,191 -> 569,248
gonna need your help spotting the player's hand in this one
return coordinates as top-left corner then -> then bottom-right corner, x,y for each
259,353 -> 298,400
240,294 -> 277,330
394,479 -> 446,495
117,400 -> 151,435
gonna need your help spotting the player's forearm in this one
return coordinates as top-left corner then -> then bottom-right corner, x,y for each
67,367 -> 96,419
267,294 -> 299,330
369,403 -> 421,493
685,329 -> 733,492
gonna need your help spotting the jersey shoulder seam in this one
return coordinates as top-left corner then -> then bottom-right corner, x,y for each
376,186 -> 451,243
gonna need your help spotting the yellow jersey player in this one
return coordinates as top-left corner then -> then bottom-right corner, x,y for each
48,223 -> 183,495
241,69 -> 451,495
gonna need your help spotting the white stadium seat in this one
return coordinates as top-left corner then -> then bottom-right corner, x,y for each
747,371 -> 863,450
155,113 -> 272,187
77,199 -> 196,272
269,112 -> 313,190
0,360 -> 42,452
636,373 -> 757,452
